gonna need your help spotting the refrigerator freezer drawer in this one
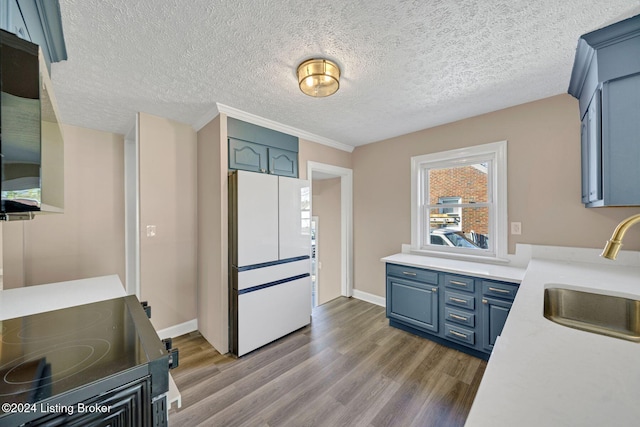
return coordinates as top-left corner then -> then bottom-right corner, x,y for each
236,258 -> 310,291
237,276 -> 311,356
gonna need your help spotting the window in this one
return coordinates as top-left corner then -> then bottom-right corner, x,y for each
437,196 -> 462,231
411,141 -> 507,259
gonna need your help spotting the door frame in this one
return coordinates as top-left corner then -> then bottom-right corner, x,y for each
307,162 -> 353,298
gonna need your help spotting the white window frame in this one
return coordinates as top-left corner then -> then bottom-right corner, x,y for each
410,141 -> 508,260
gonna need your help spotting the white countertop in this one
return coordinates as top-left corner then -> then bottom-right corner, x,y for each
0,275 -> 126,320
465,258 -> 640,426
381,253 -> 526,283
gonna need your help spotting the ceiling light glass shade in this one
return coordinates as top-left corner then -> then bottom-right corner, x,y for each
297,59 -> 340,97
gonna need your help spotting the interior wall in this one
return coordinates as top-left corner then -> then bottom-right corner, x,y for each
352,94 -> 640,298
312,177 -> 342,305
298,139 -> 353,179
138,112 -> 197,331
2,124 -> 125,289
197,113 -> 229,352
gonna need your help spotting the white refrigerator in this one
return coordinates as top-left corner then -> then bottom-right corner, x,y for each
229,170 -> 311,356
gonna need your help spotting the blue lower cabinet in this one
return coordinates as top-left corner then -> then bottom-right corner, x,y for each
385,263 -> 519,358
444,323 -> 475,346
481,296 -> 513,352
387,277 -> 439,333
445,307 -> 475,328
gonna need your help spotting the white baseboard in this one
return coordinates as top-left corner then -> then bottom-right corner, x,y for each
352,289 -> 386,307
157,318 -> 198,340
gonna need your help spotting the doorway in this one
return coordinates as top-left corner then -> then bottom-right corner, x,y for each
307,162 -> 353,305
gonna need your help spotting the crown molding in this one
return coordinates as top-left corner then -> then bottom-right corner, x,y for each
214,103 -> 354,153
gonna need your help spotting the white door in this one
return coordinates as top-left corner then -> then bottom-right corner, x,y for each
278,176 -> 311,260
236,171 -> 279,266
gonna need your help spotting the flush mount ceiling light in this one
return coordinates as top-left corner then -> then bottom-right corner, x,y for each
297,58 -> 340,97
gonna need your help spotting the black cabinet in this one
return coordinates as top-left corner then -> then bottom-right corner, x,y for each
27,377 -> 159,427
569,14 -> 640,207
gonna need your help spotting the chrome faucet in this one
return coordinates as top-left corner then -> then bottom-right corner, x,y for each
601,213 -> 640,260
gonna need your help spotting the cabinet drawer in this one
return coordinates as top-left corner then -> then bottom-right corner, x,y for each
387,264 -> 438,285
482,281 -> 518,300
445,307 -> 475,328
444,274 -> 475,293
444,323 -> 475,346
445,290 -> 475,310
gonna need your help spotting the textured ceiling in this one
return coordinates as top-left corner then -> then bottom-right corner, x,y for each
53,0 -> 640,148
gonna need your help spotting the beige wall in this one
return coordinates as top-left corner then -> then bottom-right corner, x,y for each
2,124 -> 125,289
312,177 -> 342,305
352,94 -> 640,297
299,139 -> 353,179
197,114 -> 229,352
138,113 -> 197,331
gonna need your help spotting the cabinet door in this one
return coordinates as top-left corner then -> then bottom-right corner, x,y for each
269,147 -> 298,177
580,114 -> 589,203
7,1 -> 31,41
235,171 -> 279,266
481,297 -> 512,352
602,73 -> 640,205
587,90 -> 602,203
387,277 -> 439,333
229,138 -> 268,173
278,176 -> 311,259
581,89 -> 603,204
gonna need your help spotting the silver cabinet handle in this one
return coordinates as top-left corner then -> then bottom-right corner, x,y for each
482,299 -> 488,304
489,287 -> 510,294
450,297 -> 467,304
450,330 -> 468,339
402,271 -> 417,276
450,280 -> 467,287
450,313 -> 468,321
260,168 -> 267,173
431,288 -> 438,293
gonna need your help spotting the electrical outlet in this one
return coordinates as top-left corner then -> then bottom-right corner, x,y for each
146,225 -> 156,237
511,222 -> 522,235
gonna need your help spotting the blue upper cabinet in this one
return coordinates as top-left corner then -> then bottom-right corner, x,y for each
229,138 -> 268,173
268,147 -> 297,177
0,0 -> 67,73
2,0 -> 30,41
227,118 -> 299,177
568,14 -> 640,207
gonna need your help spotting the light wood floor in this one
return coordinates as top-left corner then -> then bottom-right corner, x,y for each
168,297 -> 486,427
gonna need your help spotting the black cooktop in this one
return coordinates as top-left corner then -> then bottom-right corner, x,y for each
0,296 -> 167,411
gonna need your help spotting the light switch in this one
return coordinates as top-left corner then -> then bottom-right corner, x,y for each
511,222 -> 522,235
146,225 -> 156,237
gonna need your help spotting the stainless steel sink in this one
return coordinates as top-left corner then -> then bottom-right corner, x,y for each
543,287 -> 640,342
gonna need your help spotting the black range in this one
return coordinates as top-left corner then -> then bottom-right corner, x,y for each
0,296 -> 168,426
